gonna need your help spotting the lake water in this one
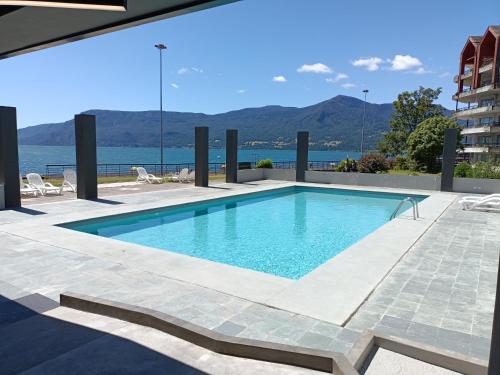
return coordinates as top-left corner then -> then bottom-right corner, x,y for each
18,145 -> 360,175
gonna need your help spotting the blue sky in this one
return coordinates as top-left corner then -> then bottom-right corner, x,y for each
1,0 -> 498,128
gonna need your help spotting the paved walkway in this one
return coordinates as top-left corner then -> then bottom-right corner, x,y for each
1,183 -> 498,373
347,200 -> 500,360
0,293 -> 321,374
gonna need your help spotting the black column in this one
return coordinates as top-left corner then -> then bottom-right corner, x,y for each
440,128 -> 458,192
489,254 -> 500,375
226,129 -> 238,183
195,126 -> 209,187
75,114 -> 97,200
296,131 -> 309,182
0,106 -> 21,208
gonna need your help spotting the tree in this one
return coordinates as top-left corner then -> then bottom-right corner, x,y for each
407,116 -> 462,172
379,86 -> 443,156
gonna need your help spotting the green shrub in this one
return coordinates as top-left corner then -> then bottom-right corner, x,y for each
256,159 -> 273,169
336,159 -> 355,172
394,156 -> 409,170
358,153 -> 390,173
454,162 -> 473,178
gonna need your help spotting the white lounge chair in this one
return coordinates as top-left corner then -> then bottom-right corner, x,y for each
187,170 -> 195,183
19,175 -> 38,197
459,194 -> 500,207
62,169 -> 77,192
460,194 -> 500,211
136,167 -> 162,184
170,168 -> 189,183
26,173 -> 63,196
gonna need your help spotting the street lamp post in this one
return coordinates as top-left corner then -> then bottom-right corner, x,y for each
155,43 -> 167,176
360,89 -> 369,156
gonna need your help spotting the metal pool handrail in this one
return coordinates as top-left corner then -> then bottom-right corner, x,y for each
390,197 -> 419,220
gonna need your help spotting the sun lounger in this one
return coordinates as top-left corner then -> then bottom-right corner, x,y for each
19,175 -> 38,197
171,168 -> 189,183
459,194 -> 500,209
62,169 -> 77,192
136,167 -> 163,184
26,173 -> 63,196
460,194 -> 500,211
187,170 -> 195,182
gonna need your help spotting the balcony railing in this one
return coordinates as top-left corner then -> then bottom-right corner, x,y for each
463,143 -> 500,148
456,103 -> 497,113
463,121 -> 500,129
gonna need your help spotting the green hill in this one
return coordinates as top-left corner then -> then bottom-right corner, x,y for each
17,95 -> 450,150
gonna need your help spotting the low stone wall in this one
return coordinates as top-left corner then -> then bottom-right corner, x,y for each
264,168 -> 296,181
305,171 -> 441,191
237,169 -> 500,194
453,177 -> 500,194
0,185 -> 4,210
237,168 -> 264,183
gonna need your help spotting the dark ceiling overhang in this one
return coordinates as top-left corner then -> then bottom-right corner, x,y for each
0,0 -> 237,60
0,1 -> 127,11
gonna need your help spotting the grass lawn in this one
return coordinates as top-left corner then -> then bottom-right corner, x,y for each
42,174 -> 226,186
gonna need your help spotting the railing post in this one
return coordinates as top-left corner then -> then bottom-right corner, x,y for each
0,106 -> 21,208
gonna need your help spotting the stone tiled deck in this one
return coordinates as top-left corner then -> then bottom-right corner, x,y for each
346,200 -> 500,360
1,181 -> 498,371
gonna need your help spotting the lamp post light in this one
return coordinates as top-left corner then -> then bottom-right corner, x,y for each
155,43 -> 167,176
360,89 -> 369,156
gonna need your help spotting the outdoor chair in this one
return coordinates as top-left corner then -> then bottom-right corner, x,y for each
26,173 -> 63,196
19,175 -> 38,197
136,167 -> 163,184
62,169 -> 77,192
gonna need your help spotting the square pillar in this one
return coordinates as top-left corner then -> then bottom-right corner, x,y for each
440,128 -> 458,192
195,126 -> 209,187
296,131 -> 309,182
75,114 -> 97,200
0,106 -> 21,208
225,129 -> 238,183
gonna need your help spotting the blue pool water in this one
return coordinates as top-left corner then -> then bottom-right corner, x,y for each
63,187 -> 426,279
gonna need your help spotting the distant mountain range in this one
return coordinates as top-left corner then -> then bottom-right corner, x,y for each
17,95 -> 452,151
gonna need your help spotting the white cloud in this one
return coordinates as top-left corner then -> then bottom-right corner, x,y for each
341,83 -> 356,89
272,75 -> 287,83
414,67 -> 431,74
177,67 -> 203,75
171,83 -> 179,89
297,63 -> 332,74
326,73 -> 348,84
352,57 -> 383,71
236,89 -> 246,94
439,71 -> 452,78
389,55 -> 423,71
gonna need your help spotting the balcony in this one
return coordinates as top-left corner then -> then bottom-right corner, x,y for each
454,102 -> 500,119
454,83 -> 500,103
479,62 -> 494,74
453,69 -> 473,84
463,142 -> 500,154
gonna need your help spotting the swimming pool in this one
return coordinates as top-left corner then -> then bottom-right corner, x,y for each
63,187 -> 426,279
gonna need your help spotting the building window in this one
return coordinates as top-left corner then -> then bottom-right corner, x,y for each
479,117 -> 493,126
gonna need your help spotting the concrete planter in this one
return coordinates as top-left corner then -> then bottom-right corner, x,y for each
237,169 -> 264,183
453,177 -> 500,194
305,171 -> 441,191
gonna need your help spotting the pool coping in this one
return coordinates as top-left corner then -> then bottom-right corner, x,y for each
0,181 -> 457,324
60,291 -> 488,375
